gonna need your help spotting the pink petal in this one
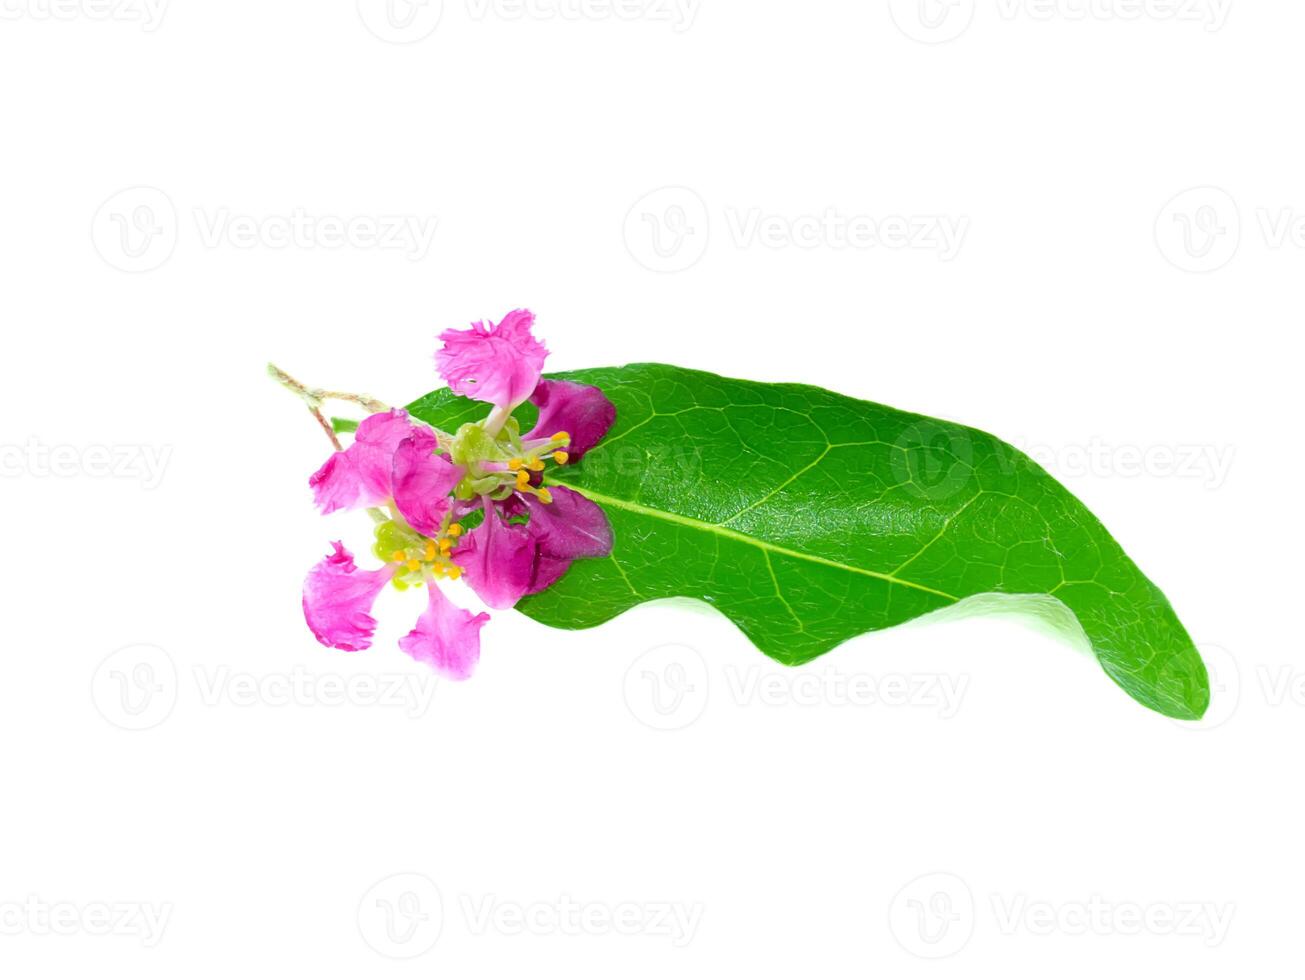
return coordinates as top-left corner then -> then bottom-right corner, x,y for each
351,410 -> 419,500
309,410 -> 416,513
523,487 -> 612,559
524,380 -> 616,460
435,309 -> 548,409
392,428 -> 464,537
520,487 -> 613,594
398,585 -> 490,680
528,554 -> 573,594
302,542 -> 395,651
309,451 -> 363,515
451,503 -> 535,609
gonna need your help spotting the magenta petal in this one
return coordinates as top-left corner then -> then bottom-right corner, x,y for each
398,585 -> 490,680
308,410 -> 416,514
523,487 -> 613,560
528,554 -> 572,594
302,542 -> 395,651
524,380 -> 616,460
392,428 -> 463,537
520,487 -> 613,594
309,451 -> 363,515
350,410 -> 418,501
435,309 -> 548,409
452,505 -> 535,609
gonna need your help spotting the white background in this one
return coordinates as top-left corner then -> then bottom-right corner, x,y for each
0,1 -> 1298,976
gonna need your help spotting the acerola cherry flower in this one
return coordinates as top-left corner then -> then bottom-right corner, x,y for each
288,309 -> 615,681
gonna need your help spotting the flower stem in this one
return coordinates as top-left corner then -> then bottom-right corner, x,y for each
267,362 -> 393,451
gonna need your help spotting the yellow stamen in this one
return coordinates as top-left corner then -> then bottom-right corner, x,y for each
431,565 -> 446,579
551,431 -> 570,443
507,457 -> 523,471
552,451 -> 569,465
537,488 -> 553,505
447,565 -> 463,581
439,538 -> 452,553
391,550 -> 407,562
515,470 -> 530,489
527,457 -> 545,472
448,523 -> 463,537
424,541 -> 436,561
406,559 -> 421,572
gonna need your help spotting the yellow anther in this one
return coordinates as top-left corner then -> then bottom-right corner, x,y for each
551,431 -> 570,443
439,538 -> 452,553
406,559 -> 421,572
391,550 -> 407,562
552,451 -> 569,465
424,541 -> 436,561
447,565 -> 463,581
448,523 -> 463,537
515,470 -> 530,489
431,565 -> 446,579
537,488 -> 553,505
527,457 -> 545,472
507,457 -> 523,471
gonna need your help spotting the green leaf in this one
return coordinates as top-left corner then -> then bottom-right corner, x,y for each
408,363 -> 1208,720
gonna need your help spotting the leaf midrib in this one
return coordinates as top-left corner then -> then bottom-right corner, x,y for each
547,478 -> 960,602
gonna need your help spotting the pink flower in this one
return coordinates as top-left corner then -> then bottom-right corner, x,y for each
452,500 -> 537,610
295,309 -> 619,681
392,427 -> 463,537
435,309 -> 548,410
310,409 -> 428,514
399,585 -> 490,680
523,380 -> 616,461
302,542 -> 396,652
